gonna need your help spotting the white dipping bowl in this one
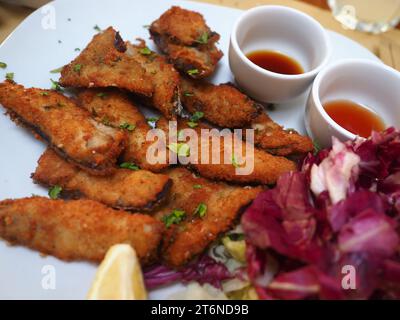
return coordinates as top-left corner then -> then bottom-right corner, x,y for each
305,59 -> 400,148
229,5 -> 330,103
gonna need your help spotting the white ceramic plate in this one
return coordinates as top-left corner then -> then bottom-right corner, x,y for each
0,0 -> 380,299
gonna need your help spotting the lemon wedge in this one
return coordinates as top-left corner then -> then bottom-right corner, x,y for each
87,244 -> 147,300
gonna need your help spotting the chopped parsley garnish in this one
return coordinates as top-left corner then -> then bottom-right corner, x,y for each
187,121 -> 198,128
232,154 -> 240,168
313,141 -> 321,154
194,202 -> 207,218
94,25 -> 101,32
50,67 -> 63,73
168,142 -> 190,157
139,47 -> 152,55
187,69 -> 199,76
5,72 -> 14,81
40,91 -> 49,96
119,122 -> 136,131
162,209 -> 186,228
177,129 -> 185,141
74,48 -> 80,51
73,64 -> 82,72
196,32 -> 209,44
193,184 -> 202,189
96,92 -> 107,99
143,25 -> 150,29
228,233 -> 245,241
183,91 -> 194,97
0,62 -> 7,69
120,162 -> 140,171
190,111 -> 204,122
146,117 -> 159,126
48,185 -> 62,199
50,79 -> 63,91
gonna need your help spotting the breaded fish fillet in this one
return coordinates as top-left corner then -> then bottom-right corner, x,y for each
32,149 -> 171,212
59,27 -> 153,97
0,81 -> 127,175
0,197 -> 164,265
126,40 -> 181,119
77,88 -> 169,172
180,77 -> 261,128
150,6 -> 223,78
248,113 -> 314,156
157,118 -> 297,185
153,167 -> 262,267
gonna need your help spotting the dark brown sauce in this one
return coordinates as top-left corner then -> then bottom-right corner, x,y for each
246,50 -> 304,75
324,100 -> 385,138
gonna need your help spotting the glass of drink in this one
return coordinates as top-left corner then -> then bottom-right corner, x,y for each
328,0 -> 400,33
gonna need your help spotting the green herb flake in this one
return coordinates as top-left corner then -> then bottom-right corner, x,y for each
73,64 -> 82,72
187,121 -> 198,128
74,48 -> 81,52
0,62 -> 7,69
96,92 -> 107,99
50,67 -> 63,74
193,184 -> 202,189
48,185 -> 62,199
168,142 -> 190,157
162,209 -> 186,228
196,32 -> 209,44
50,79 -> 63,91
183,91 -> 193,97
232,154 -> 240,168
119,122 -> 136,131
119,162 -> 140,171
190,111 -> 204,122
143,25 -> 150,29
40,91 -> 49,96
146,117 -> 159,126
139,47 -> 152,55
5,72 -> 14,81
313,141 -> 321,154
94,25 -> 101,32
187,69 -> 199,76
194,202 -> 207,218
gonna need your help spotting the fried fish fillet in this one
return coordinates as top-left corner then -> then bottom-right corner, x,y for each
125,40 -> 181,119
32,149 -> 171,212
153,167 -> 262,267
248,113 -> 314,156
0,81 -> 127,175
157,118 -> 297,185
150,6 -> 223,78
0,197 -> 164,265
180,77 -> 261,128
77,88 -> 169,172
59,27 -> 153,97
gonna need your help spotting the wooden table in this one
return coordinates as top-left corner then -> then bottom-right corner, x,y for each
0,0 -> 399,70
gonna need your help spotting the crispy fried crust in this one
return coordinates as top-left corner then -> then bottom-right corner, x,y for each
150,6 -> 223,78
153,167 -> 262,267
77,88 -> 170,172
156,118 -> 297,185
248,113 -> 314,156
32,149 -> 171,212
59,27 -> 153,97
0,197 -> 164,265
0,81 -> 127,175
126,41 -> 181,119
180,77 -> 261,128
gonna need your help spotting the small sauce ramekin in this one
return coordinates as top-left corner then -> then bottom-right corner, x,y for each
229,5 -> 331,103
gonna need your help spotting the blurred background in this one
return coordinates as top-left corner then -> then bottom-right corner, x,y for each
0,0 -> 399,69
